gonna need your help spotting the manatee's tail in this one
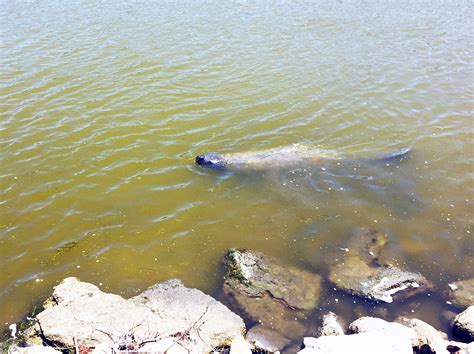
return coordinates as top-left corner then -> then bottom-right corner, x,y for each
368,147 -> 413,165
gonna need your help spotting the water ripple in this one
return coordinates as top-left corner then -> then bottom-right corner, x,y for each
1,0 -> 473,336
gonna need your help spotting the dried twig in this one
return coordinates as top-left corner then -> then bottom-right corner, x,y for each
73,335 -> 79,353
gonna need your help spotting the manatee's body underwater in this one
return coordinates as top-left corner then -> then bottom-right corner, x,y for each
195,145 -> 412,172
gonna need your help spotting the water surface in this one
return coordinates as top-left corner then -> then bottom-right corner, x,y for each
1,0 -> 473,340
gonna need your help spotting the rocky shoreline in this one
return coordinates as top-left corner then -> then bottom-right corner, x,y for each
4,228 -> 473,353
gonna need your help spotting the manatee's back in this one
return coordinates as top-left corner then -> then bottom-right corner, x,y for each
223,145 -> 340,171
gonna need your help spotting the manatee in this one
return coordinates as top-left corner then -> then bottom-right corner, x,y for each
195,144 -> 412,172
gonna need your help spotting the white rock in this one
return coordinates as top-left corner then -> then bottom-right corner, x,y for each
8,346 -> 61,354
137,338 -> 191,353
453,306 -> 474,342
303,336 -> 321,348
165,343 -> 189,354
91,343 -> 112,353
466,342 -> 474,354
37,278 -> 155,348
396,317 -> 450,352
230,335 -> 252,354
36,277 -> 245,352
320,312 -> 345,336
397,317 -> 471,353
348,317 -> 418,346
132,279 -> 245,350
137,338 -> 176,353
298,333 -> 412,353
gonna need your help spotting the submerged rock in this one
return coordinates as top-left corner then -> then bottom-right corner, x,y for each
246,325 -> 291,353
223,249 -> 322,337
328,228 -> 430,303
331,265 -> 429,303
449,278 -> 474,308
319,312 -> 345,337
453,306 -> 474,342
225,249 -> 322,310
34,277 -> 245,352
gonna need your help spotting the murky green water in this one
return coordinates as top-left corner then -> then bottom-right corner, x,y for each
1,0 -> 473,340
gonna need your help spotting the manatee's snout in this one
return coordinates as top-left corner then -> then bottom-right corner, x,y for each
195,153 -> 226,169
195,155 -> 206,165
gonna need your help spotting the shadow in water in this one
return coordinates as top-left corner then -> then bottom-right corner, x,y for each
258,157 -> 423,217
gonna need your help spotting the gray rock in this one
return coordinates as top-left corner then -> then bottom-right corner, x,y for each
348,317 -> 418,347
284,343 -> 306,354
449,278 -> 474,308
298,333 -> 413,353
453,306 -> 474,342
223,249 -> 322,338
224,287 -> 308,338
246,325 -> 290,352
328,228 -> 430,303
225,249 -> 322,311
319,312 -> 345,336
35,277 -> 245,352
